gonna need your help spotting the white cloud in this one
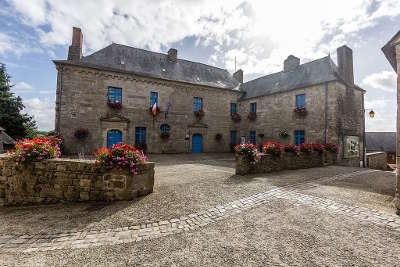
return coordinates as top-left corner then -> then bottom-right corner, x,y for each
23,97 -> 55,131
362,71 -> 397,92
12,81 -> 33,92
0,31 -> 42,57
365,98 -> 396,132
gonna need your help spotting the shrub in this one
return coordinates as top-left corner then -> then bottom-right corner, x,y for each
231,113 -> 241,122
312,143 -> 325,154
234,143 -> 260,164
248,112 -> 257,121
279,130 -> 290,138
94,143 -> 147,175
299,143 -> 312,153
194,109 -> 205,119
215,133 -> 222,141
284,143 -> 298,154
10,137 -> 61,163
262,141 -> 282,156
325,143 -> 338,153
74,128 -> 89,140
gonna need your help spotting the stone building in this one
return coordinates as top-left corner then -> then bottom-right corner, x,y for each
54,27 -> 365,166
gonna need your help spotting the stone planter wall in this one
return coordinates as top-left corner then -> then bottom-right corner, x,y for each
0,155 -> 154,206
236,152 -> 337,175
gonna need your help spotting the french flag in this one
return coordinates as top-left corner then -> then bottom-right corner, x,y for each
152,102 -> 157,117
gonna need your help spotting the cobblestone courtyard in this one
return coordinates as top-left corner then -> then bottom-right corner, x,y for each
1,153 -> 399,266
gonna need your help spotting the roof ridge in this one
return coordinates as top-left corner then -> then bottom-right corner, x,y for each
109,43 -> 230,73
243,55 -> 331,85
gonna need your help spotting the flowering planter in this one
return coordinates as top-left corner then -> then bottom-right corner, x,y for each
0,155 -> 154,206
248,112 -> 257,121
231,113 -> 241,122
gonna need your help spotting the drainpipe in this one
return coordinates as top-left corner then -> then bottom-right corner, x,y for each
56,65 -> 63,134
324,82 -> 328,144
362,91 -> 366,168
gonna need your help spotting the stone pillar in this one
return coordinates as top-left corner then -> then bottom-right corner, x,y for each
0,128 -> 3,154
395,43 -> 400,213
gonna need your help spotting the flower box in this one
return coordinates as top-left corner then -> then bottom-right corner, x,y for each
10,137 -> 61,163
262,141 -> 281,157
231,113 -> 241,122
248,112 -> 257,121
234,143 -> 259,164
108,101 -> 122,109
215,133 -> 223,141
325,143 -> 338,153
294,107 -> 307,115
194,109 -> 205,119
284,144 -> 298,155
160,132 -> 170,139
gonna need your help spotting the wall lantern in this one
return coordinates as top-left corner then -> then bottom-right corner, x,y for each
369,109 -> 375,118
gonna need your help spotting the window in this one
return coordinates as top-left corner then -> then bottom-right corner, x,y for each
250,102 -> 257,113
249,131 -> 256,144
160,124 -> 170,134
150,91 -> 158,107
108,87 -> 122,103
294,130 -> 305,146
296,94 -> 305,108
135,127 -> 146,145
193,97 -> 203,112
230,103 -> 237,116
230,131 -> 237,145
106,130 -> 122,148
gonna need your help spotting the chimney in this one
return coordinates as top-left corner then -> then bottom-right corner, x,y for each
337,45 -> 354,86
168,48 -> 177,62
67,27 -> 83,61
284,55 -> 300,71
233,69 -> 243,83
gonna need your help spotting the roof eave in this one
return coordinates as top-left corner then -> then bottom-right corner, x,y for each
381,30 -> 400,72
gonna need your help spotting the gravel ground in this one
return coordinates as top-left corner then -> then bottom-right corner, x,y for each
0,153 -> 398,266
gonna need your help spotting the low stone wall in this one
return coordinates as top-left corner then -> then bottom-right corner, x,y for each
0,155 -> 154,206
366,152 -> 388,171
236,152 -> 336,175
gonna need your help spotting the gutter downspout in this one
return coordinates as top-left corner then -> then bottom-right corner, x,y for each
324,82 -> 328,144
56,65 -> 63,134
362,91 -> 366,168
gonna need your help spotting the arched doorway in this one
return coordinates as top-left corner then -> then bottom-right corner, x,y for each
107,129 -> 122,148
192,134 -> 203,153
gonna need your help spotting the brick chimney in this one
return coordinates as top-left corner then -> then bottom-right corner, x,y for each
67,27 -> 83,61
168,48 -> 177,62
284,55 -> 300,71
337,45 -> 354,86
233,69 -> 243,83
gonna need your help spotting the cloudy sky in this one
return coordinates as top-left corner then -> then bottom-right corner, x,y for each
0,0 -> 399,131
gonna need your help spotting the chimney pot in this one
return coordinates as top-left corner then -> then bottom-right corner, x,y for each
168,48 -> 177,62
233,69 -> 243,83
67,27 -> 83,61
284,55 -> 300,71
337,45 -> 354,86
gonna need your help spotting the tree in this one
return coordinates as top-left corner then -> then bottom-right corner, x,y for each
0,63 -> 37,140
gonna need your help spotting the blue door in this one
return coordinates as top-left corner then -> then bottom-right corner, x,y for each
192,134 -> 203,153
107,130 -> 122,148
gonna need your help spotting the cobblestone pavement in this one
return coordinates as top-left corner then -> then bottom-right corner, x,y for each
2,168 -> 398,254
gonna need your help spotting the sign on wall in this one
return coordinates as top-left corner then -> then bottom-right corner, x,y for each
344,135 -> 360,158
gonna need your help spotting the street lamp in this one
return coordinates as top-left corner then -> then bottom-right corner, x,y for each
364,108 -> 375,168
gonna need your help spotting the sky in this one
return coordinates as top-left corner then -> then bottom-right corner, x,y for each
0,0 -> 399,132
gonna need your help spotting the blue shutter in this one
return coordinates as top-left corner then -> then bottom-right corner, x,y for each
150,92 -> 158,107
193,97 -> 203,112
135,127 -> 146,144
294,130 -> 305,145
296,94 -> 305,108
108,87 -> 122,103
106,130 -> 122,148
160,124 -> 170,134
231,131 -> 237,145
230,103 -> 237,115
250,102 -> 257,113
249,131 -> 256,144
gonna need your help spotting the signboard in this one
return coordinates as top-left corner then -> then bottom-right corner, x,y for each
344,136 -> 360,158
240,136 -> 246,144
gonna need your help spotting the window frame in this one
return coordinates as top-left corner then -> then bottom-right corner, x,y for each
295,94 -> 305,108
230,130 -> 237,145
249,131 -> 256,145
150,91 -> 158,107
160,124 -> 170,134
230,103 -> 237,116
294,130 -> 305,146
250,102 -> 257,113
193,97 -> 203,112
107,86 -> 122,104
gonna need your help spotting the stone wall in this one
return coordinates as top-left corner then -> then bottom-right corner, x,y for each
56,65 -> 241,154
235,152 -> 336,175
0,155 -> 154,206
366,152 -> 388,171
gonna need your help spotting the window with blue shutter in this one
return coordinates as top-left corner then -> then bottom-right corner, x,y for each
296,94 -> 305,108
160,124 -> 170,134
250,102 -> 257,113
230,131 -> 237,145
230,103 -> 237,116
294,130 -> 305,145
150,91 -> 158,107
193,97 -> 203,112
135,127 -> 146,145
249,131 -> 256,144
108,87 -> 122,103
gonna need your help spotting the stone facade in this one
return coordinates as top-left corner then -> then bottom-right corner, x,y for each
366,152 -> 388,171
0,155 -> 154,206
54,28 -> 364,167
236,152 -> 336,175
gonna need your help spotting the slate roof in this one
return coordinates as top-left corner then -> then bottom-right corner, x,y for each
240,56 -> 344,99
366,132 -> 396,152
382,30 -> 400,72
54,43 -> 240,90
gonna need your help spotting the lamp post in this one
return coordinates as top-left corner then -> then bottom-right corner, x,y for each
363,108 -> 375,168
